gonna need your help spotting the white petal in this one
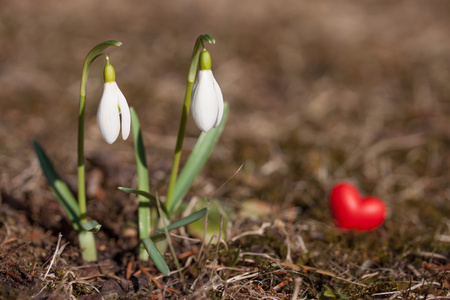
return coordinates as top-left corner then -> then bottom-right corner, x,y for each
212,75 -> 224,128
113,82 -> 131,140
97,82 -> 120,144
191,70 -> 218,132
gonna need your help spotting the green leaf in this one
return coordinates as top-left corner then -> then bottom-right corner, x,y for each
80,220 -> 102,233
151,208 -> 207,242
323,290 -> 336,298
130,108 -> 150,195
142,238 -> 170,276
229,246 -> 240,268
169,103 -> 229,215
130,107 -> 152,260
336,290 -> 349,299
32,140 -> 80,231
118,187 -> 168,216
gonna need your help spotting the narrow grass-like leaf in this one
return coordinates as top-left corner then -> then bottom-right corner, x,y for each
32,140 -> 80,231
142,238 -> 170,276
130,107 -> 152,260
229,246 -> 240,267
169,103 -> 229,215
151,208 -> 207,242
80,220 -> 102,233
323,290 -> 336,298
336,290 -> 349,299
118,187 -> 168,216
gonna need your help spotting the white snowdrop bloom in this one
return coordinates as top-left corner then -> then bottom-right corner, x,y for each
191,50 -> 224,133
96,63 -> 130,144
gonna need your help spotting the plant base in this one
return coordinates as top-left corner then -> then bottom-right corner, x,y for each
78,230 -> 97,262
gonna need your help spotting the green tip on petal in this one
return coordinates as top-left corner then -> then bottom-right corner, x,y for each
104,63 -> 116,83
200,50 -> 211,70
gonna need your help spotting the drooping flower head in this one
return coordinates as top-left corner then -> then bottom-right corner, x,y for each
97,62 -> 131,144
191,49 -> 224,133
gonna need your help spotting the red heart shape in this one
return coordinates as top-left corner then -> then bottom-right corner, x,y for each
330,182 -> 387,231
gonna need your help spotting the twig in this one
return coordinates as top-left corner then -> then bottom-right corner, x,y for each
155,192 -> 186,290
80,273 -> 121,281
275,219 -> 293,264
196,197 -> 211,262
209,163 -> 244,200
126,260 -> 133,280
281,262 -> 368,287
0,269 -> 23,282
132,267 -> 157,277
139,265 -> 181,295
167,233 -> 201,243
44,233 -> 62,279
194,271 -> 260,297
290,278 -> 303,300
31,261 -> 37,276
0,241 -> 31,264
0,237 -> 17,246
178,248 -> 198,260
140,264 -> 163,289
0,221 -> 11,245
224,271 -> 260,285
209,215 -> 224,284
231,222 -> 271,242
413,251 -> 449,262
190,234 -> 216,293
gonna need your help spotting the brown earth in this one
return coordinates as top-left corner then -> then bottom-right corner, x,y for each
0,1 -> 449,299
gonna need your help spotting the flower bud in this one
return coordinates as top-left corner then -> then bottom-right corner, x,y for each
97,63 -> 130,144
191,50 -> 223,132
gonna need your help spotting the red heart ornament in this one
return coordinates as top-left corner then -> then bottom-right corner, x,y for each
330,182 -> 387,231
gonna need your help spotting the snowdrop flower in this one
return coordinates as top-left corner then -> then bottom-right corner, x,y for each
191,49 -> 224,133
97,63 -> 131,144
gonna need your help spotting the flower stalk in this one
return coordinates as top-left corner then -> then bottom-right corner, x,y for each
77,40 -> 122,261
165,34 -> 215,217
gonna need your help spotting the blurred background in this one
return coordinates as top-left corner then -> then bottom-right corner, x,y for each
1,1 -> 450,235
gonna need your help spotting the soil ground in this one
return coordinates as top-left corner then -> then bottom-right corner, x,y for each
0,1 -> 449,299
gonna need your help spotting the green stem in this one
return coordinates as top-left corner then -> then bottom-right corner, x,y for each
165,34 -> 215,217
78,96 -> 87,222
164,82 -> 193,215
77,40 -> 122,261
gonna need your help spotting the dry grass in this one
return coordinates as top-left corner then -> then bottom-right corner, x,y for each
0,1 -> 449,299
